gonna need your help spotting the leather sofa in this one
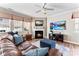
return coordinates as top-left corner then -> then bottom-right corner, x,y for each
0,33 -> 49,56
0,33 -> 38,56
0,38 -> 22,56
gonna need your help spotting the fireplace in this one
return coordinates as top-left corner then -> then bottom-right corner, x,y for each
35,31 -> 43,39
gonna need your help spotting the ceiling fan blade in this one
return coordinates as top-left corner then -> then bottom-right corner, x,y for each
43,3 -> 47,8
44,8 -> 54,10
36,10 -> 41,13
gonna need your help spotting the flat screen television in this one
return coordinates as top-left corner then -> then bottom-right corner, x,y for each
50,21 -> 66,30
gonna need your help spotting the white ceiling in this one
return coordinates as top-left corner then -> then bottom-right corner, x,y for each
0,3 -> 79,17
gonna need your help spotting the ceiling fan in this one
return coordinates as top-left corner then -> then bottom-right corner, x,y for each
35,3 -> 54,14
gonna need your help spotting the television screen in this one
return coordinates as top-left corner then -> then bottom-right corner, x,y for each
50,21 -> 66,30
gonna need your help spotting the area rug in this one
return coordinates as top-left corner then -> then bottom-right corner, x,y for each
31,40 -> 70,56
56,44 -> 70,56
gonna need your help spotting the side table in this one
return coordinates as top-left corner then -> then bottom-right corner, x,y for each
48,48 -> 63,56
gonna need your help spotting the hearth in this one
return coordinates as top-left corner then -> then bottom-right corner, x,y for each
35,31 -> 43,39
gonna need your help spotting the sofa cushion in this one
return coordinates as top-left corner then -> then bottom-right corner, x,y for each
0,33 -> 13,42
18,41 -> 31,51
13,34 -> 23,45
22,47 -> 49,56
22,45 -> 37,55
23,48 -> 37,56
37,47 -> 49,56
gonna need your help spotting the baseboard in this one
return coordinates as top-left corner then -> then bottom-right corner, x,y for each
64,40 -> 79,45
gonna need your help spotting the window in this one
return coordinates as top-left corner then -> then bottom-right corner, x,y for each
24,22 -> 31,32
13,20 -> 22,32
75,18 -> 79,32
0,18 -> 31,33
0,18 -> 11,32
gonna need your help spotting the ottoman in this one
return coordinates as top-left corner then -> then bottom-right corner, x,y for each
40,39 -> 56,49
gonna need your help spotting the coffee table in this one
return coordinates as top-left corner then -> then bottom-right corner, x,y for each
48,48 -> 63,56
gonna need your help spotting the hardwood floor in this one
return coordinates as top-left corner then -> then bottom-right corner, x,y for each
30,39 -> 79,56
57,41 -> 79,56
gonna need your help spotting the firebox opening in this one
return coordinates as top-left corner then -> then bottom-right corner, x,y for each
35,31 -> 43,39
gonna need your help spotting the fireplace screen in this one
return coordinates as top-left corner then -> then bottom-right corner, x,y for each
35,31 -> 43,39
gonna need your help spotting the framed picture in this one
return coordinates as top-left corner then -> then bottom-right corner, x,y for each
35,20 -> 43,26
50,20 -> 66,30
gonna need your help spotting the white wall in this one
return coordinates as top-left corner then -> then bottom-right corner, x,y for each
47,10 -> 79,45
